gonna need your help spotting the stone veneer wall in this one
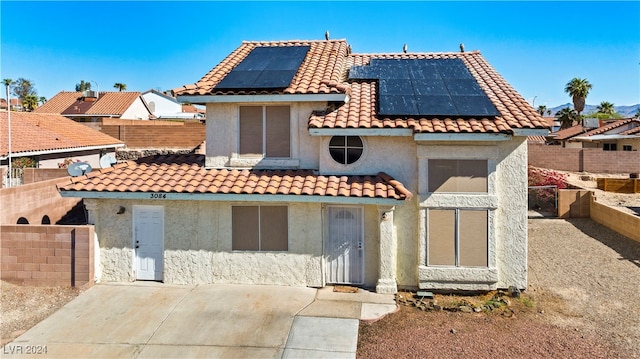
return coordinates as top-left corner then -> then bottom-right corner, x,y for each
0,225 -> 94,287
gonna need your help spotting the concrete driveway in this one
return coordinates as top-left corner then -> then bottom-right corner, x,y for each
7,283 -> 396,358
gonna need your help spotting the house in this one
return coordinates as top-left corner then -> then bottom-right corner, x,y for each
548,118 -> 640,150
141,89 -> 204,119
1,98 -> 23,112
33,91 -> 152,122
57,39 -> 547,293
1,111 -> 124,186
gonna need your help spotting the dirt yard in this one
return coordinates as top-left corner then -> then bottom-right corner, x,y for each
0,281 -> 80,346
560,170 -> 640,215
358,217 -> 640,358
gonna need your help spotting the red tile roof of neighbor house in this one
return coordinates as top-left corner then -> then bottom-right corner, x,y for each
549,125 -> 586,141
34,91 -> 143,116
58,155 -> 413,201
580,118 -> 640,137
0,111 -> 123,157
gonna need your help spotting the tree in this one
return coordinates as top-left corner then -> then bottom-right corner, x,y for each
38,96 -> 47,105
536,105 -> 547,116
113,83 -> 127,91
564,78 -> 592,125
2,78 -> 13,110
22,94 -> 39,111
556,107 -> 578,129
75,80 -> 92,91
11,78 -> 37,105
596,101 -> 615,116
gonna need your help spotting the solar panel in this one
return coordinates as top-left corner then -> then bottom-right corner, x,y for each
216,46 -> 310,90
347,58 -> 499,117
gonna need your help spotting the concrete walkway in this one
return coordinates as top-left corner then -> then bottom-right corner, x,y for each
6,283 -> 396,358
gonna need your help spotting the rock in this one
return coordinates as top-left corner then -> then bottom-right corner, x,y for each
450,329 -> 456,334
508,286 -> 521,298
473,307 -> 482,313
459,305 -> 472,313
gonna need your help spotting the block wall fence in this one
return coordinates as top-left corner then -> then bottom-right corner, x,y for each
528,144 -> 640,173
0,225 -> 94,287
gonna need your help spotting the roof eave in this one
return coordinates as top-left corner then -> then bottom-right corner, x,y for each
176,93 -> 348,105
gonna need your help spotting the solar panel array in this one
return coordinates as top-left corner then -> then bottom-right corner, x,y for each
215,46 -> 310,90
349,58 -> 500,117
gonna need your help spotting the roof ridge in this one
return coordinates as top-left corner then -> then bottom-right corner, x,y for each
241,39 -> 348,44
351,50 -> 481,56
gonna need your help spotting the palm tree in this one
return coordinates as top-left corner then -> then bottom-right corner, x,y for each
22,94 -> 39,111
556,107 -> 578,129
113,83 -> 127,92
38,96 -> 47,105
564,78 -> 592,126
596,101 -> 615,116
536,105 -> 547,116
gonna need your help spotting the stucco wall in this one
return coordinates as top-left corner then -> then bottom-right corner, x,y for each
414,138 -> 528,291
205,102 -> 323,169
121,97 -> 151,120
89,198 -> 389,288
142,92 -> 180,117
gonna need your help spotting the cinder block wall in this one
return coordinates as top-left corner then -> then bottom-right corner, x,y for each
101,121 -> 205,149
0,177 -> 81,225
21,168 -> 70,184
557,189 -> 591,218
0,225 -> 94,287
529,145 -> 640,173
590,197 -> 640,243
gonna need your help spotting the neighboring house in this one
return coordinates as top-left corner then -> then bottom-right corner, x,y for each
1,98 -> 23,112
141,89 -> 204,119
1,111 -> 124,185
548,118 -> 640,150
33,91 -> 152,122
58,39 -> 547,293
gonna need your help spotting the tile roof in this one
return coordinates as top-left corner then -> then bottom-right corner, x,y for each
527,135 -> 547,144
58,154 -> 413,201
34,91 -> 144,116
549,125 -> 586,141
173,40 -> 350,96
0,111 -> 123,157
310,51 -> 548,134
174,39 -> 547,134
581,118 -> 640,137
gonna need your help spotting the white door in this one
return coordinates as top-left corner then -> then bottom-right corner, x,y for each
133,205 -> 164,281
326,206 -> 364,285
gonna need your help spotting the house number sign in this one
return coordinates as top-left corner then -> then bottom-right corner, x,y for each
150,193 -> 167,199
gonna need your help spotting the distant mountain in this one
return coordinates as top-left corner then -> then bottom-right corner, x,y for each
547,103 -> 639,118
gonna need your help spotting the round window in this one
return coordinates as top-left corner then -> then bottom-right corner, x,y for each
329,136 -> 363,165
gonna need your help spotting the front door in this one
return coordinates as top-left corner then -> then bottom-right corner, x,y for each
326,206 -> 364,285
133,205 -> 164,281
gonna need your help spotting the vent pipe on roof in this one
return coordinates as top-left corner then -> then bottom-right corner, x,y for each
460,43 -> 465,53
403,44 -> 408,53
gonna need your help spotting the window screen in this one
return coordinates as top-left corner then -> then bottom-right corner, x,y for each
427,209 -> 488,267
239,106 -> 290,158
428,159 -> 487,192
232,206 -> 288,251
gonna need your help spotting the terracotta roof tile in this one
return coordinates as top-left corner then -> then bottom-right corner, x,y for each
310,51 -> 547,134
58,155 -> 412,201
0,111 -> 123,157
581,118 -> 640,137
173,40 -> 350,97
34,91 -> 144,116
549,125 -> 586,140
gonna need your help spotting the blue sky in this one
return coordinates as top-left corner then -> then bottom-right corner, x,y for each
1,1 -> 639,108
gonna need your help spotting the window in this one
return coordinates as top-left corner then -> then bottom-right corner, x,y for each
428,160 -> 488,193
232,206 -> 288,251
239,106 -> 290,158
623,145 -> 633,151
603,143 -> 617,151
329,136 -> 363,164
428,209 -> 488,267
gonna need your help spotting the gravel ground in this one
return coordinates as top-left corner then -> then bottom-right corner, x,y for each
358,217 -> 640,358
0,281 -> 80,346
